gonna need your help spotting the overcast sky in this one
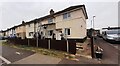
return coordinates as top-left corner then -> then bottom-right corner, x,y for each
0,0 -> 119,30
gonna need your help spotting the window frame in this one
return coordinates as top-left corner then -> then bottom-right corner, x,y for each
48,18 -> 53,23
64,28 -> 71,35
63,12 -> 71,19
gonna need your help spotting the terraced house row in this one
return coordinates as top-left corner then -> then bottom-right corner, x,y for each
0,5 -> 88,42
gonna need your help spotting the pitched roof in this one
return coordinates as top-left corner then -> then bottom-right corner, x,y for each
38,5 -> 88,20
25,5 -> 88,25
25,19 -> 39,25
4,5 -> 88,31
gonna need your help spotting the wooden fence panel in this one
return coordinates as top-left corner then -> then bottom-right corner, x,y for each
50,40 -> 67,52
22,39 -> 28,45
7,38 -> 76,54
38,39 -> 48,49
68,40 -> 76,54
28,39 -> 37,47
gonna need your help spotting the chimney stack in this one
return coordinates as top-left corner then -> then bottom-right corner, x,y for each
22,21 -> 25,24
50,9 -> 54,15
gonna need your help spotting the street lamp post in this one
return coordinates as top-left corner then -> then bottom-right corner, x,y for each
91,20 -> 92,28
91,31 -> 95,58
91,16 -> 96,58
93,16 -> 96,29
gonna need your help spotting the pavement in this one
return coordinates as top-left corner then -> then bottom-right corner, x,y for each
12,53 -> 61,64
58,55 -> 100,64
12,53 -> 100,64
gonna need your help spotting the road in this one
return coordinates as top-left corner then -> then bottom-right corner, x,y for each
94,37 -> 119,64
0,40 -> 35,65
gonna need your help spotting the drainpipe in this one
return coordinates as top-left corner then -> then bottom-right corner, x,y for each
67,40 -> 69,53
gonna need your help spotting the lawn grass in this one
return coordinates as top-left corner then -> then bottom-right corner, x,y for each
2,41 -> 68,59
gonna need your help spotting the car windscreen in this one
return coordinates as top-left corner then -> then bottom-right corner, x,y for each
106,30 -> 120,34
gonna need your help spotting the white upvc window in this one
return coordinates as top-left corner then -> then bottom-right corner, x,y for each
63,12 -> 71,19
48,18 -> 53,23
64,28 -> 70,35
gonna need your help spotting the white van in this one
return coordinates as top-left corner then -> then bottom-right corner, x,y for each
102,29 -> 120,42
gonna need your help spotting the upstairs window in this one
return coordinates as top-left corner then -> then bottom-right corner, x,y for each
65,28 -> 70,35
48,18 -> 53,23
63,12 -> 71,19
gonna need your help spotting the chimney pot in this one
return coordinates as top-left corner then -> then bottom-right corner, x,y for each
22,21 -> 25,24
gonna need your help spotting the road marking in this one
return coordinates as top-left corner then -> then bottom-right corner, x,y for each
0,56 -> 11,64
15,52 -> 21,55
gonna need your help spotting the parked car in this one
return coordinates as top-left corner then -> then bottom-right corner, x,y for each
102,29 -> 120,42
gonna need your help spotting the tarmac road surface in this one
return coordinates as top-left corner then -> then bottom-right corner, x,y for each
0,40 -> 35,64
94,37 -> 119,64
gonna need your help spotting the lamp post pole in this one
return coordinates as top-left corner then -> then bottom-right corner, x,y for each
93,16 -> 95,29
91,20 -> 92,28
91,16 -> 96,58
91,35 -> 95,58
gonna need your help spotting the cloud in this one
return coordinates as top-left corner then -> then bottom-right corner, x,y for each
0,2 -> 118,30
0,0 -> 119,2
